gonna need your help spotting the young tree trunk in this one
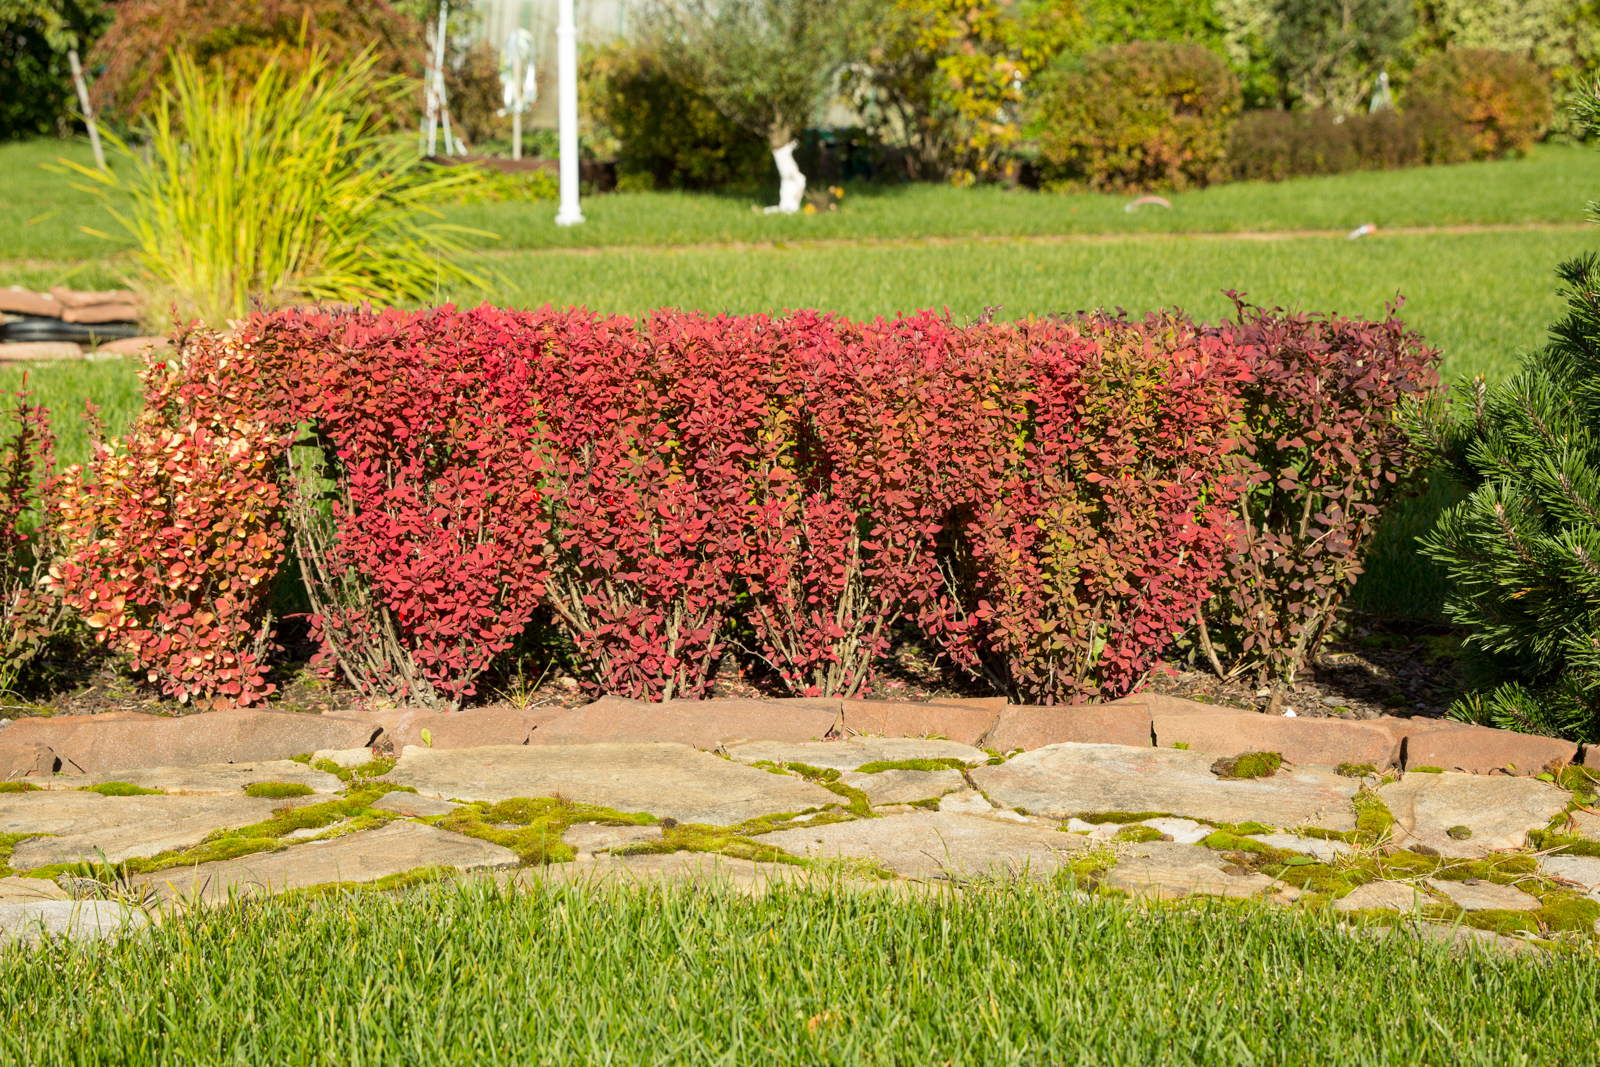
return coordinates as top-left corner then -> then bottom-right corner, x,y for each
762,126 -> 805,215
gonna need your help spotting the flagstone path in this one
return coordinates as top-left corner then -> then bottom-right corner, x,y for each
1,695 -> 1597,952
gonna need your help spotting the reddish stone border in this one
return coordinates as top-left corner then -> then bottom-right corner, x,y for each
0,694 -> 1584,781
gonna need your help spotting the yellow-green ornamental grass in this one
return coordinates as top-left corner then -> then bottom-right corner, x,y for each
64,48 -> 489,324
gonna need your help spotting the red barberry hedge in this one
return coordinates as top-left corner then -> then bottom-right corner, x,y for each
41,298 -> 1436,710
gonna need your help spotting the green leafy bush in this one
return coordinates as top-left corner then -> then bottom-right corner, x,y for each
68,48 -> 486,324
1226,104 -> 1474,181
583,43 -> 767,189
1406,48 -> 1553,158
1031,41 -> 1241,192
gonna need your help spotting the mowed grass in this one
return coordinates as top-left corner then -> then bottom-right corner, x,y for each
2,880 -> 1595,1066
4,137 -> 1593,260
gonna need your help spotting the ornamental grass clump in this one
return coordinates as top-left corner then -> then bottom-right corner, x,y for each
66,47 -> 487,324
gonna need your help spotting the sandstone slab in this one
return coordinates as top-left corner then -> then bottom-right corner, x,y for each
839,768 -> 967,805
1402,723 -> 1577,776
93,336 -> 170,357
0,710 -> 379,775
839,699 -> 1002,746
726,737 -> 984,772
1152,713 -> 1399,769
1334,881 -> 1428,913
131,821 -> 519,903
939,790 -> 997,815
2,792 -> 311,869
0,900 -> 149,945
0,738 -> 56,779
310,748 -> 373,769
1379,772 -> 1568,857
1100,841 -> 1282,900
969,743 -> 1359,831
1249,832 -> 1351,864
1139,817 -> 1213,845
1540,855 -> 1600,898
44,760 -> 341,795
0,287 -> 62,317
564,823 -> 662,854
388,742 -> 840,825
759,811 -> 1087,880
982,704 -> 1153,751
367,705 -> 566,750
371,790 -> 458,817
0,876 -> 69,902
529,698 -> 838,749
1426,878 -> 1541,912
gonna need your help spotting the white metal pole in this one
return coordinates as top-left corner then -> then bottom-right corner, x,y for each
67,50 -> 105,172
554,0 -> 584,225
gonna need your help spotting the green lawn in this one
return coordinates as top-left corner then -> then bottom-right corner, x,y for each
2,879 -> 1592,1065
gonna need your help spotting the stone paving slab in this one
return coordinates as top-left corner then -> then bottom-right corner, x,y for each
1378,772 -> 1569,857
759,811 -> 1088,880
1400,723 -> 1578,776
0,900 -> 150,946
365,706 -> 566,750
1151,713 -> 1399,769
969,743 -> 1360,831
1540,855 -> 1600,899
0,875 -> 70,901
130,821 -> 519,903
387,742 -> 842,824
1333,881 -> 1428,913
2,792 -> 315,869
1426,878 -> 1541,912
40,760 -> 342,795
371,790 -> 459,817
0,709 -> 379,776
528,698 -> 840,749
1099,841 -> 1285,900
1249,832 -> 1351,864
983,704 -> 1153,752
563,823 -> 664,854
839,699 -> 1002,746
725,737 -> 985,772
839,768 -> 967,805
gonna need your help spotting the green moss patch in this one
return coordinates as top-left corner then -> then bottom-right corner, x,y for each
1211,752 -> 1283,780
854,758 -> 969,774
244,782 -> 316,799
1352,790 -> 1396,847
1112,826 -> 1166,843
0,782 -> 39,794
281,865 -> 458,901
0,831 -> 40,876
1335,763 -> 1378,778
80,781 -> 163,796
1411,766 -> 1446,774
1529,830 -> 1600,857
1074,811 -> 1176,825
440,797 -> 657,866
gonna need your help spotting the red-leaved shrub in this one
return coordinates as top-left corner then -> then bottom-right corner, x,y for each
926,313 -> 1250,704
247,306 -> 558,707
1197,298 -> 1441,700
0,388 -> 61,694
46,330 -> 288,706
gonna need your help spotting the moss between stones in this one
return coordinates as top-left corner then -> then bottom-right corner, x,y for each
81,781 -> 164,796
243,782 -> 316,799
1335,763 -> 1378,778
854,758 -> 969,774
25,785 -> 399,880
1211,752 -> 1283,780
1112,826 -> 1167,844
0,831 -> 39,876
1411,766 -> 1446,774
1352,790 -> 1396,847
0,781 -> 39,794
293,754 -> 397,785
1528,830 -> 1600,857
438,797 -> 658,866
751,760 -> 873,816
1074,811 -> 1177,824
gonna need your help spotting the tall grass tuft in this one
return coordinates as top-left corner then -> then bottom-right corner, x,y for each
67,48 -> 490,324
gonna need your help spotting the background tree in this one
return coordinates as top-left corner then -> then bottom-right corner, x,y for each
644,0 -> 871,209
1271,0 -> 1412,112
0,0 -> 109,141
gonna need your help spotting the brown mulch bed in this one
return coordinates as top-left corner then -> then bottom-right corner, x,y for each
0,621 -> 1461,724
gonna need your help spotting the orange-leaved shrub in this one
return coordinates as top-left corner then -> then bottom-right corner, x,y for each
46,330 -> 288,706
1406,48 -> 1552,160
